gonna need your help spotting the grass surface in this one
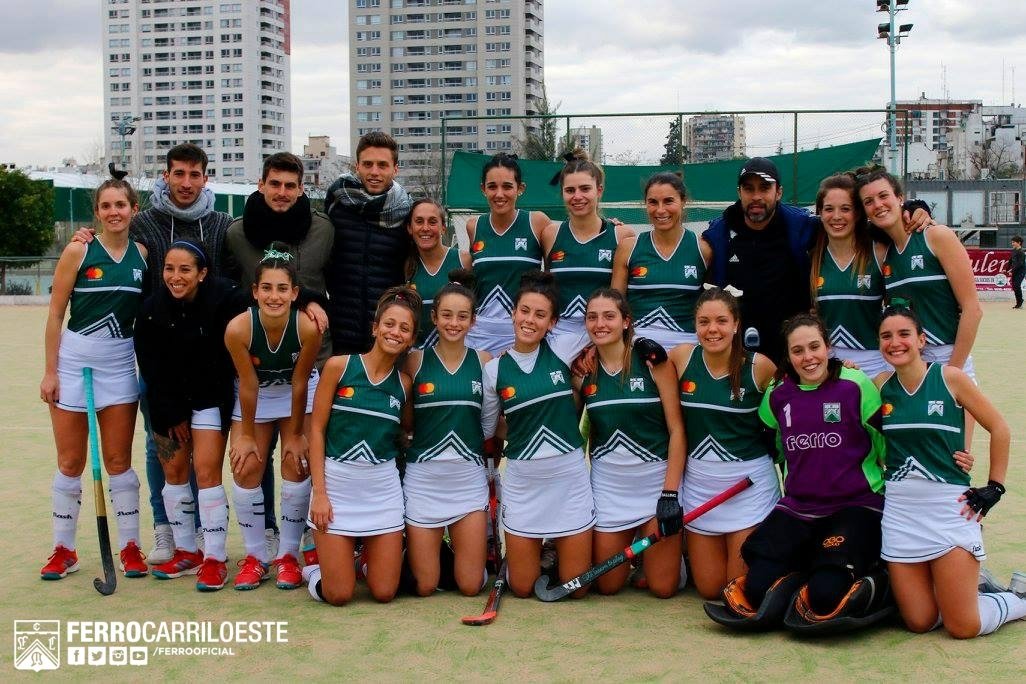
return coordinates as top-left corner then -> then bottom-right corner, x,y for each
2,303 -> 1025,681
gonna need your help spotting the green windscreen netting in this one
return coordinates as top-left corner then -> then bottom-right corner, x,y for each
445,138 -> 882,223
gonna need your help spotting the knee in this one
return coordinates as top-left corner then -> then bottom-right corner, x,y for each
509,577 -> 535,599
415,581 -> 437,597
944,623 -> 979,640
594,575 -> 624,596
369,585 -> 397,603
902,613 -> 940,634
647,581 -> 679,600
456,581 -> 480,597
321,585 -> 353,607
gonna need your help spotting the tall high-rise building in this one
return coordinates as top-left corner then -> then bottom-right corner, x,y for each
102,0 -> 292,181
348,0 -> 544,174
684,114 -> 746,163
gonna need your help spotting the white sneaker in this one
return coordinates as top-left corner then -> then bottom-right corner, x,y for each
148,524 -> 175,565
265,528 -> 280,561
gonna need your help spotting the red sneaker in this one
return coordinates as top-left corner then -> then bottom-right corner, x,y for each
233,555 -> 269,591
120,541 -> 148,578
196,558 -> 228,592
41,545 -> 80,580
151,549 -> 203,579
273,555 -> 302,590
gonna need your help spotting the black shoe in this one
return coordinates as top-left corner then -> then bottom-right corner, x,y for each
1014,304 -> 1023,309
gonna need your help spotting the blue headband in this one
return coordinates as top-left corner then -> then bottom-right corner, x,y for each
168,240 -> 207,268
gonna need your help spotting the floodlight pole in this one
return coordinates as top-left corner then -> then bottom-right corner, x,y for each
112,114 -> 140,172
877,0 -> 911,175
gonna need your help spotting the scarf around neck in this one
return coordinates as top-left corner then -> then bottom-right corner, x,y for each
149,176 -> 216,223
326,173 -> 411,231
241,190 -> 312,249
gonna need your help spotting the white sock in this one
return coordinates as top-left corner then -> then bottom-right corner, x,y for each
51,471 -> 82,550
108,469 -> 140,550
233,483 -> 267,562
162,482 -> 197,553
278,478 -> 311,560
977,592 -> 1026,636
304,564 -> 324,602
198,485 -> 229,562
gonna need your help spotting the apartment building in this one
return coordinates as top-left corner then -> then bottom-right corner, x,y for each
684,114 -> 746,163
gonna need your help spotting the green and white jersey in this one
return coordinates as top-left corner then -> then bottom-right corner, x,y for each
626,229 -> 706,334
547,219 -> 618,319
583,351 -> 669,466
409,247 -> 463,349
880,363 -> 967,486
815,251 -> 884,350
470,210 -> 543,319
882,228 -> 960,345
67,239 -> 147,338
679,349 -> 766,462
248,306 -> 303,387
494,341 -> 582,460
407,347 -> 485,464
325,355 -> 406,464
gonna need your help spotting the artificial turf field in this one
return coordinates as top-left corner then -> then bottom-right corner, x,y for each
1,302 -> 1024,681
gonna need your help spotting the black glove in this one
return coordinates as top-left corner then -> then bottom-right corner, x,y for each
635,337 -> 667,366
656,490 -> 683,537
962,480 -> 1006,517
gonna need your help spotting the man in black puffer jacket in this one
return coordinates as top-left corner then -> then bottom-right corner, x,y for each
325,132 -> 413,353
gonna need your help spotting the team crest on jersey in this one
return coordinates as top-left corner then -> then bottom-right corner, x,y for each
550,370 -> 565,385
549,250 -> 565,262
291,352 -> 300,363
514,238 -> 528,251
683,265 -> 698,280
598,249 -> 612,262
471,380 -> 482,395
133,268 -> 143,282
629,377 -> 645,392
729,230 -> 737,240
823,402 -> 841,423
927,400 -> 944,416
911,255 -> 925,270
85,266 -> 104,280
389,395 -> 401,410
857,274 -> 872,289
731,387 -> 746,402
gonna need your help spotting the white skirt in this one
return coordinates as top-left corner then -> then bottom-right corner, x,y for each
881,478 -> 986,563
591,458 -> 667,533
633,326 -> 697,349
682,456 -> 780,535
56,330 -> 138,412
191,407 -> 222,431
922,346 -> 976,382
232,371 -> 319,423
831,347 -> 892,378
311,458 -> 405,537
547,317 -> 592,362
403,460 -> 488,528
466,315 -> 514,357
501,449 -> 595,538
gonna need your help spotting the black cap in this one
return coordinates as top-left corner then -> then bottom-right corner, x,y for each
737,157 -> 780,185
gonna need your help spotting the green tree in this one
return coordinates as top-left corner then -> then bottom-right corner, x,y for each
0,169 -> 55,293
516,86 -> 561,161
660,117 -> 687,165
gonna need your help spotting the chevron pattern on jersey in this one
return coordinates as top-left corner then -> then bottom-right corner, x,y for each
479,286 -> 514,314
635,307 -> 685,332
923,329 -> 947,346
77,312 -> 122,338
519,426 -> 577,460
690,434 -> 743,462
561,294 -> 588,319
591,429 -> 663,462
888,455 -> 946,483
415,430 -> 483,464
334,441 -> 387,465
829,325 -> 866,350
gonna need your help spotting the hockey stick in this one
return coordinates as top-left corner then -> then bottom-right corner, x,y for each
83,368 -> 117,596
462,462 -> 506,626
534,477 -> 753,602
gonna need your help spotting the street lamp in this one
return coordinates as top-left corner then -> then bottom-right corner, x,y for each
111,114 -> 140,172
876,0 -> 913,174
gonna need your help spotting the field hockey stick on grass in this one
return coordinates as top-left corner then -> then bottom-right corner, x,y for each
462,459 -> 506,626
83,368 -> 117,596
533,477 -> 753,602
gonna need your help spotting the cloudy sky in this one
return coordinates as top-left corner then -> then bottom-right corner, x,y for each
2,0 -> 1024,166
